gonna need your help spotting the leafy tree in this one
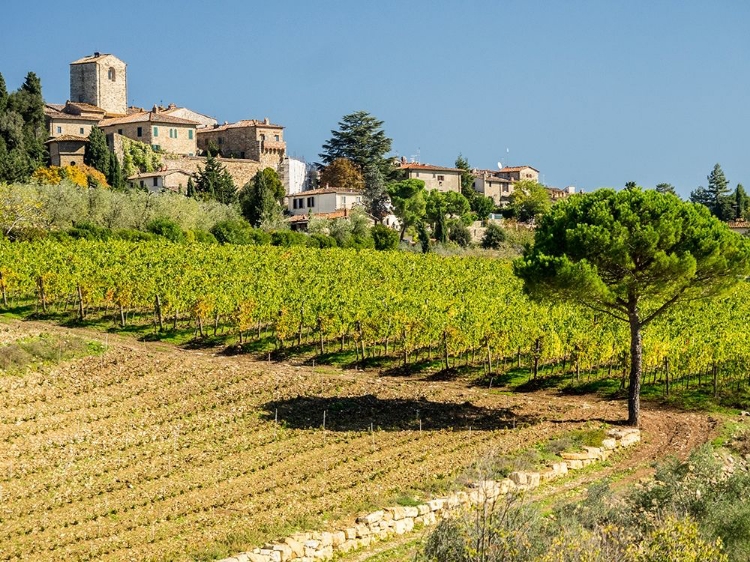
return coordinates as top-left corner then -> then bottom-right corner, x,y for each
625,181 -> 638,190
363,163 -> 391,221
193,154 -> 237,205
387,178 -> 426,240
508,180 -> 551,222
514,188 -> 750,427
319,158 -> 364,190
85,127 -> 110,175
655,183 -> 677,196
481,222 -> 506,249
186,177 -> 196,198
471,194 -> 495,222
689,185 -> 712,208
455,153 -> 475,201
417,221 -> 430,253
426,190 -> 449,243
371,224 -> 399,250
319,111 -> 393,176
239,167 -> 285,227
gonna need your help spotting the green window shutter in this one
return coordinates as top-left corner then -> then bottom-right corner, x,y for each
153,126 -> 159,137
188,130 -> 193,140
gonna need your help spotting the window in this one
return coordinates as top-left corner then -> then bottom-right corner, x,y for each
79,127 -> 84,134
437,175 -> 445,181
260,134 -> 266,141
118,129 -> 123,135
153,177 -> 158,187
153,126 -> 159,137
169,128 -> 177,139
240,151 -> 245,158
108,67 -> 116,81
152,145 -> 160,151
218,137 -> 223,145
307,197 -> 315,208
56,126 -> 61,134
188,130 -> 193,140
274,134 -> 279,142
137,127 -> 142,137
140,180 -> 145,188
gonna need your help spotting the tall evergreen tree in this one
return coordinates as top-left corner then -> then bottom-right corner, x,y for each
107,155 -> 124,189
655,183 -> 677,196
733,184 -> 750,221
239,168 -> 285,227
193,154 -> 237,204
85,127 -> 111,175
0,73 -> 7,113
706,163 -> 730,218
319,111 -> 393,176
455,153 -> 475,201
363,163 -> 390,222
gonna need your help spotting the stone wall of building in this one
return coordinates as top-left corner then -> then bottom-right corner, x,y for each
100,122 -> 197,156
163,155 -> 262,189
197,122 -> 285,170
70,55 -> 127,115
217,428 -> 641,562
48,117 -> 97,138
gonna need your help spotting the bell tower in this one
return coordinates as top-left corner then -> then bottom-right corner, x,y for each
70,52 -> 127,115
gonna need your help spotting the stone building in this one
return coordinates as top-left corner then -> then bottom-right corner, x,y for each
127,169 -> 194,193
196,119 -> 286,169
472,171 -> 514,206
160,104 -> 217,128
44,101 -> 106,138
496,165 -> 539,183
69,53 -> 127,115
45,135 -> 88,167
99,107 -> 198,156
398,162 -> 463,193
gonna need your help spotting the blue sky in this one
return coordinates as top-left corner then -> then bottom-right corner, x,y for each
2,1 -> 749,196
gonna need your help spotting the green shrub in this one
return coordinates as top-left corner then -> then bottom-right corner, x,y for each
188,230 -> 218,244
112,229 -> 157,242
271,230 -> 308,247
449,222 -> 472,248
307,233 -> 337,248
67,221 -> 112,240
210,219 -> 269,245
481,222 -> 506,249
146,217 -> 186,243
371,224 -> 399,250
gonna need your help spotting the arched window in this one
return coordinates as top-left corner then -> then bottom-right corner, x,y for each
108,67 -> 116,81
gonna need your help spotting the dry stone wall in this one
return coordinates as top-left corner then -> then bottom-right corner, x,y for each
218,428 -> 641,562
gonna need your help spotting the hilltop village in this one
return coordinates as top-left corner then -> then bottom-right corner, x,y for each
40,52 -> 578,238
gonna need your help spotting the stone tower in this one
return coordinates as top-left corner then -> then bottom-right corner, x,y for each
69,53 -> 127,115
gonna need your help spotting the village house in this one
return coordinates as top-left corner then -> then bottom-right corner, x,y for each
44,135 -> 88,167
472,171 -> 514,206
287,187 -> 365,230
496,165 -> 539,183
397,162 -> 462,193
127,169 -> 194,193
196,119 -> 286,169
99,107 -> 198,156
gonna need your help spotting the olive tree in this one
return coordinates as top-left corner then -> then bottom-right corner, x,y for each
514,188 -> 749,427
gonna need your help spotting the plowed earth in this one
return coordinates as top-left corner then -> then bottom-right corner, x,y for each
0,320 -> 719,561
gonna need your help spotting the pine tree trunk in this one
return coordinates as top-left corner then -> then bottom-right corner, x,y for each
627,309 -> 643,427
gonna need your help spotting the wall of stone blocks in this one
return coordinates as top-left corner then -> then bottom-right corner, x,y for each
217,428 -> 641,562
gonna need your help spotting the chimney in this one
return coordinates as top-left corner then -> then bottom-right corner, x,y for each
168,103 -> 176,109
94,51 -> 100,57
152,105 -> 159,114
264,117 -> 270,125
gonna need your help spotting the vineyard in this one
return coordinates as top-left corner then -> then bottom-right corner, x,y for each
1,239 -> 749,403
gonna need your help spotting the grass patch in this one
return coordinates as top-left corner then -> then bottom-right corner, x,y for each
0,332 -> 105,373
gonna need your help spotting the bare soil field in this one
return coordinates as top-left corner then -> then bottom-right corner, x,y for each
0,319 -> 719,561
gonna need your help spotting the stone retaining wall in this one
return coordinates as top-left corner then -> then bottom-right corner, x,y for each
218,428 -> 641,562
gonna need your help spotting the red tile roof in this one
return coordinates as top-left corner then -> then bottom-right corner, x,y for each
499,165 -> 539,173
289,187 -> 362,196
99,111 -> 198,127
399,163 -> 463,173
44,135 -> 89,144
198,119 -> 284,132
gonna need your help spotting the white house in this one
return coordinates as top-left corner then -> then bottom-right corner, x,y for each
287,187 -> 366,230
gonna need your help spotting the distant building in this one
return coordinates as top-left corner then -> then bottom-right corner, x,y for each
127,169 -> 194,193
283,157 -> 307,195
45,135 -> 88,167
398,162 -> 462,193
196,119 -> 286,169
472,171 -> 514,206
287,187 -> 365,230
99,106 -> 198,156
45,101 -> 105,139
496,165 -> 539,183
69,53 -> 127,115
160,104 -> 217,128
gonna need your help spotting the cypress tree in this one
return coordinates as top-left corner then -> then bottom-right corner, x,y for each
107,154 -> 123,189
85,127 -> 111,175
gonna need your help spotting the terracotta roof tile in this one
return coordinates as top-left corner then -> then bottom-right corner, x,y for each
100,111 -> 198,127
399,163 -> 463,173
197,119 -> 284,133
70,53 -> 119,65
289,188 -> 362,196
44,135 -> 89,144
498,165 -> 539,173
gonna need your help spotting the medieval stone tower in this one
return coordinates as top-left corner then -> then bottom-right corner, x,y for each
69,53 -> 127,115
